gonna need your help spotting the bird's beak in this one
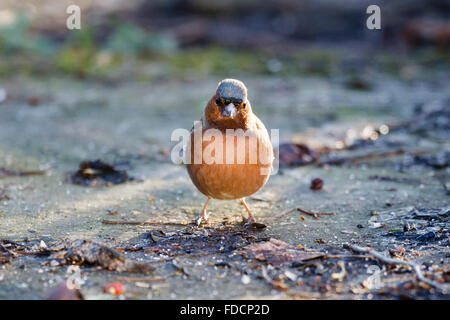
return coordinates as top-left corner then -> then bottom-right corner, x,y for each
221,103 -> 236,118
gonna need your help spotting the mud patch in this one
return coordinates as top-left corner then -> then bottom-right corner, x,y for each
140,225 -> 270,257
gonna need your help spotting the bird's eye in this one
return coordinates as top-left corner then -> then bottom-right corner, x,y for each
242,103 -> 246,109
215,97 -> 221,106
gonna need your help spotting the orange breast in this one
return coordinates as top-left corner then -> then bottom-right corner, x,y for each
186,127 -> 273,200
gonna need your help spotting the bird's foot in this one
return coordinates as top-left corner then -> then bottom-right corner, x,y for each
247,214 -> 256,224
240,198 -> 259,226
241,214 -> 258,227
195,216 -> 206,226
195,198 -> 211,227
242,218 -> 257,227
195,211 -> 209,226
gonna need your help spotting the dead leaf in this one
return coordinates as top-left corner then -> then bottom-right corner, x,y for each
47,239 -> 153,273
242,238 -> 323,266
68,160 -> 131,187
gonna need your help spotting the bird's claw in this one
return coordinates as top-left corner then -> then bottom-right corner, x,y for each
242,215 -> 258,227
195,216 -> 205,226
246,215 -> 256,224
195,212 -> 209,226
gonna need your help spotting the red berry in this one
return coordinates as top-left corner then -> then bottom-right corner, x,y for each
104,281 -> 124,295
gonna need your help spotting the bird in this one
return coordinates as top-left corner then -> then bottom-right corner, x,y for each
185,79 -> 273,225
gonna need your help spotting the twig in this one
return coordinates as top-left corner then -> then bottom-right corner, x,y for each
321,254 -> 369,259
115,276 -> 166,282
297,208 -> 336,218
261,207 -> 336,221
8,250 -> 51,256
369,175 -> 439,186
434,174 -> 450,195
317,149 -> 428,166
285,291 -> 323,299
102,219 -> 190,227
0,244 -> 18,258
0,168 -> 45,178
346,244 -> 449,293
261,208 -> 296,221
149,251 -> 218,263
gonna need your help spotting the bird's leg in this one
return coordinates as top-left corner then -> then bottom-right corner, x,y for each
196,197 -> 211,226
240,198 -> 256,223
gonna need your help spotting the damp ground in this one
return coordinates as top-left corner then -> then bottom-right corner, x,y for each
0,60 -> 449,299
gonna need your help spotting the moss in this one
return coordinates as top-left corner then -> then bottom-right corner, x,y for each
413,47 -> 450,67
291,49 -> 339,76
163,47 -> 268,75
106,22 -> 177,55
0,12 -> 55,55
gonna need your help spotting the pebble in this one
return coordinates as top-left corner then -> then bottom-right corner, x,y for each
241,274 -> 251,285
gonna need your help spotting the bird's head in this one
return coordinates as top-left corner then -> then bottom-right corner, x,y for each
205,79 -> 253,129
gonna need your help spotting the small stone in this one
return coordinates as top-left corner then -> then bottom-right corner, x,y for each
241,275 -> 251,285
310,178 -> 324,190
50,260 -> 59,267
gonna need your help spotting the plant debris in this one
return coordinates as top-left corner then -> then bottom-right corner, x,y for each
26,95 -> 41,106
345,77 -> 372,91
241,238 -> 323,266
0,190 -> 10,201
102,219 -> 190,226
0,242 -> 13,264
369,175 -> 436,186
46,282 -> 85,300
310,178 -> 324,190
45,239 -> 153,273
68,160 -> 132,187
297,208 -> 336,219
142,225 -> 270,257
382,207 -> 450,247
0,168 -> 45,178
346,244 -> 449,293
262,207 -> 336,221
278,143 -> 318,167
389,246 -> 406,258
412,151 -> 450,169
318,149 -> 428,166
249,222 -> 267,229
0,239 -> 50,264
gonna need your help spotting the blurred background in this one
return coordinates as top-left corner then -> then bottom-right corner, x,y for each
0,0 -> 448,80
0,0 -> 449,162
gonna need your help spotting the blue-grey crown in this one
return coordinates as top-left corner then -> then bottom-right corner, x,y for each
216,79 -> 247,103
